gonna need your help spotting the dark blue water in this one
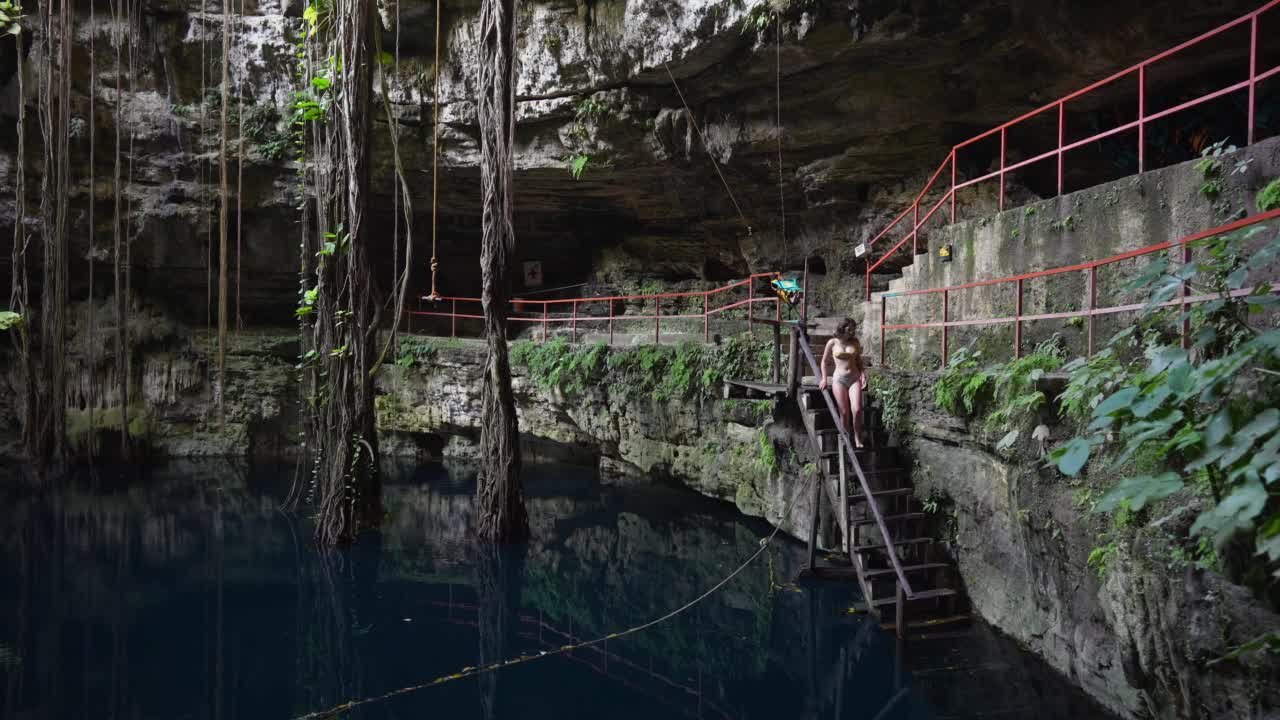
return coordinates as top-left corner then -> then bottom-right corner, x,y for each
0,460 -> 1113,720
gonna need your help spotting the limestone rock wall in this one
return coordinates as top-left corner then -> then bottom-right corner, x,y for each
877,368 -> 1280,720
376,340 -> 829,542
0,326 -> 831,543
0,0 -> 1268,321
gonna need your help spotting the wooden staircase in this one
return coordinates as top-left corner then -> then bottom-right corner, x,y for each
792,322 -> 966,635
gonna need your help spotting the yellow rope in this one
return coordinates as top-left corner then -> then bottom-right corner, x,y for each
291,449 -> 818,720
426,0 -> 442,302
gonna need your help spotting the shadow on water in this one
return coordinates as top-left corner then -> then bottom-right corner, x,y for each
0,459 -> 1115,720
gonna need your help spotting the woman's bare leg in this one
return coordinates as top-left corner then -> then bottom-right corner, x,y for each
849,380 -> 865,447
833,378 -> 852,435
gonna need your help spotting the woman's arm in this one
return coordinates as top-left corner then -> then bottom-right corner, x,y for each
819,339 -> 834,390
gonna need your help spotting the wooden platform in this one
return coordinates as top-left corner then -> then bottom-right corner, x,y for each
723,379 -> 788,399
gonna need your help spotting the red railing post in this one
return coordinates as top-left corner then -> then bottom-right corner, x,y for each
748,281 -> 754,335
912,201 -> 919,255
865,259 -> 871,303
950,152 -> 957,224
1180,243 -> 1192,350
542,304 -> 548,342
1138,65 -> 1146,173
1014,279 -> 1023,358
655,296 -> 661,344
609,311 -> 615,345
879,296 -> 887,368
1057,102 -> 1065,196
1087,266 -> 1097,356
571,300 -> 578,344
999,128 -> 1007,211
1249,14 -> 1258,146
451,299 -> 456,338
703,293 -> 710,342
941,289 -> 950,368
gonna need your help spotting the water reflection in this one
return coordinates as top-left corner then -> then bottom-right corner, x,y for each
0,460 -> 1113,719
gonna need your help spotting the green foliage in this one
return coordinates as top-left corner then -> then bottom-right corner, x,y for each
754,430 -> 778,473
934,339 -> 1062,451
1258,178 -> 1280,213
868,373 -> 907,434
1049,215 -> 1077,232
302,0 -> 333,37
565,97 -> 608,179
1208,631 -> 1280,667
568,152 -> 590,180
1194,139 -> 1253,199
934,348 -> 989,416
982,339 -> 1065,442
510,334 -> 773,403
723,398 -> 773,424
1050,222 -> 1280,582
295,287 -> 318,318
1087,541 -> 1117,579
0,1 -> 24,37
0,311 -> 21,331
393,337 -> 443,369
740,0 -> 814,33
511,337 -> 609,397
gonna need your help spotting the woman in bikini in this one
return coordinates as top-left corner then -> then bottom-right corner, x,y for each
818,318 -> 867,447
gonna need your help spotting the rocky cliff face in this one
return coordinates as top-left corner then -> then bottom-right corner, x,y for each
0,0 -> 1266,321
878,368 -> 1280,720
0,324 -> 831,544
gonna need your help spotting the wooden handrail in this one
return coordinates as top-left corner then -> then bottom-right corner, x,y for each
793,323 -> 915,598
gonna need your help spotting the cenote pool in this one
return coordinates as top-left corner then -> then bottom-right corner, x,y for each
0,461 -> 1114,719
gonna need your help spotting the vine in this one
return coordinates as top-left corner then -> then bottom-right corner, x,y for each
283,0 -> 384,546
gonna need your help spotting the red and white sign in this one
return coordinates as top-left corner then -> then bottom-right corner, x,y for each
522,261 -> 544,288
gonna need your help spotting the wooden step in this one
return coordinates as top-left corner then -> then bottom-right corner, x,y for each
851,537 -> 935,553
858,587 -> 958,610
849,487 -> 914,504
863,563 -> 950,578
852,512 -> 926,527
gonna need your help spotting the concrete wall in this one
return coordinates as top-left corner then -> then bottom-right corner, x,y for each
861,137 -> 1280,370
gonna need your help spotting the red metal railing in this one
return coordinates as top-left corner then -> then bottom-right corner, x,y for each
863,0 -> 1280,299
407,273 -> 783,344
878,210 -> 1280,367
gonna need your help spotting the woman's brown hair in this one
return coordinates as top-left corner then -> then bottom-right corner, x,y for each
836,318 -> 858,340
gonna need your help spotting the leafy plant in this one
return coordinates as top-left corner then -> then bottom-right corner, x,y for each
983,339 -> 1065,449
1194,139 -> 1252,200
0,1 -> 24,36
1259,178 -> 1280,213
302,0 -> 334,37
934,347 -> 989,416
868,373 -> 908,434
0,311 -> 21,331
511,334 -> 774,403
1049,215 -> 1077,232
1049,222 -> 1280,583
296,288 -> 318,318
567,152 -> 590,180
1087,541 -> 1117,579
754,430 -> 778,473
393,337 -> 442,369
